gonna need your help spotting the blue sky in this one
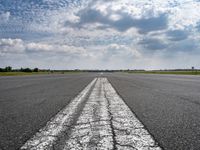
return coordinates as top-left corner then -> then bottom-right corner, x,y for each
0,0 -> 200,69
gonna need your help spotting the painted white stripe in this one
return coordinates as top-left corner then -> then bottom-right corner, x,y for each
104,78 -> 161,150
21,78 -> 97,150
21,78 -> 162,150
62,78 -> 113,149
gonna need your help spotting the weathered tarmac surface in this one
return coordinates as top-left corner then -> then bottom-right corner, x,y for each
21,78 -> 161,150
106,73 -> 200,150
1,73 -> 200,150
0,73 -> 96,150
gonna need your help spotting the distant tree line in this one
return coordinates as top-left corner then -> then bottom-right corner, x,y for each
0,66 -> 39,72
19,67 -> 39,72
0,66 -> 199,73
0,66 -> 12,72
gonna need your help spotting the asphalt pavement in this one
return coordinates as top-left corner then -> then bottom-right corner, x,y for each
1,73 -> 200,150
106,73 -> 200,150
20,78 -> 161,150
0,73 -> 97,150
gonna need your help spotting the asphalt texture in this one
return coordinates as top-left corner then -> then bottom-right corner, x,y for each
106,73 -> 200,150
1,73 -> 200,150
0,73 -> 97,150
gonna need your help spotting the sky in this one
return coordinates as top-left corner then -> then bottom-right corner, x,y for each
0,0 -> 200,70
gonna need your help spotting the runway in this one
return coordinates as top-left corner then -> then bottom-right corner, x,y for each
1,73 -> 200,149
21,78 -> 161,150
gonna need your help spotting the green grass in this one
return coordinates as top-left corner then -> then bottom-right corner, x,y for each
0,71 -> 81,76
0,72 -> 51,76
126,70 -> 200,75
1,70 -> 199,76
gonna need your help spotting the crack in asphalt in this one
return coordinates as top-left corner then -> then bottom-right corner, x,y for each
52,79 -> 98,150
62,78 -> 114,149
103,83 -> 117,150
21,78 -> 162,150
117,143 -> 138,150
20,78 -> 97,150
103,78 -> 162,150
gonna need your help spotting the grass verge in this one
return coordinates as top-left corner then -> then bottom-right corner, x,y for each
0,71 -> 81,76
126,70 -> 200,75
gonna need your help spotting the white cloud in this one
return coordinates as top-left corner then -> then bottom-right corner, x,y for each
1,0 -> 200,69
26,43 -> 54,52
106,43 -> 141,58
167,0 -> 200,29
0,38 -> 25,53
0,38 -> 88,57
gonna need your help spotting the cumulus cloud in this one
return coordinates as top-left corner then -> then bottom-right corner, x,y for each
105,43 -> 141,58
26,43 -> 54,52
67,4 -> 168,33
0,38 -> 25,53
1,0 -> 200,69
0,38 -> 88,57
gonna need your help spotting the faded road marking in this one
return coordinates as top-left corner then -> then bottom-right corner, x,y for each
21,78 -> 161,150
21,78 -> 97,150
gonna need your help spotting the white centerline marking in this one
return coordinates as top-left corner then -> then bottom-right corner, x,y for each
62,78 -> 113,149
21,78 -> 97,150
21,78 -> 162,150
104,78 -> 161,150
